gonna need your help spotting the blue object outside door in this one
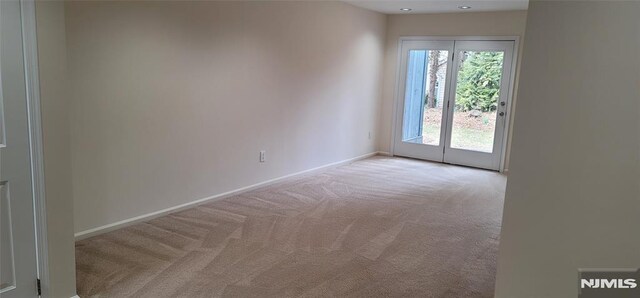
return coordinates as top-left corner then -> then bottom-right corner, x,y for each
402,50 -> 427,141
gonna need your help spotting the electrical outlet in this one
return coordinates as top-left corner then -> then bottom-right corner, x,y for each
259,150 -> 266,162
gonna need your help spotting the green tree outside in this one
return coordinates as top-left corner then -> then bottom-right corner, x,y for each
455,51 -> 504,112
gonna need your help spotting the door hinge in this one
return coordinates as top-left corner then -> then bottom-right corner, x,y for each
451,52 -> 454,61
37,278 -> 41,296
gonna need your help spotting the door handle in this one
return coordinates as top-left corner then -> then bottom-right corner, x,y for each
499,112 -> 505,117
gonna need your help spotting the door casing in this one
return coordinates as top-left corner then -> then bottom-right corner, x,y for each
21,0 -> 50,296
390,36 -> 520,172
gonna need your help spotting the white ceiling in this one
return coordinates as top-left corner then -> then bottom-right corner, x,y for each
345,0 -> 529,14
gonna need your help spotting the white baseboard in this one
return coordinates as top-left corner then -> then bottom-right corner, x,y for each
376,151 -> 392,156
75,151 -> 382,240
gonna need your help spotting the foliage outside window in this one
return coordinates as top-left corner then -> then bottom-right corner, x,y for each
455,51 -> 504,112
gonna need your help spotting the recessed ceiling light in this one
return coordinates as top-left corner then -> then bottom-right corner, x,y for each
400,8 -> 412,11
458,6 -> 472,9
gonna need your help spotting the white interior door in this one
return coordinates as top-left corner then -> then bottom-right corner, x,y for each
1,0 -> 40,297
393,40 -> 454,161
443,41 -> 514,170
393,39 -> 516,171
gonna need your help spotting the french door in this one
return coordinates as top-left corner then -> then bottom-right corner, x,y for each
393,39 -> 516,171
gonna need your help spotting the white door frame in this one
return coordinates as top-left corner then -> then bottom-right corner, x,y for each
20,0 -> 50,296
390,36 -> 520,172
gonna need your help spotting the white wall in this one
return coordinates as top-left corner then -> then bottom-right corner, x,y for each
378,11 -> 527,168
495,1 -> 640,297
65,1 -> 387,234
35,0 -> 77,297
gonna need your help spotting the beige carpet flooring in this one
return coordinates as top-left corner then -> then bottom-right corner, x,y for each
76,156 -> 507,297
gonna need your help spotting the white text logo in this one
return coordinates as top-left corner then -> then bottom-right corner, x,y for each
581,279 -> 637,289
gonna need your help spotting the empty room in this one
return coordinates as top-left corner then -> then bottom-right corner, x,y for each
1,0 -> 638,298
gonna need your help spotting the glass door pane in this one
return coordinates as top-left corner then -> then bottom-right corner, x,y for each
449,50 -> 504,153
401,50 -> 449,146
